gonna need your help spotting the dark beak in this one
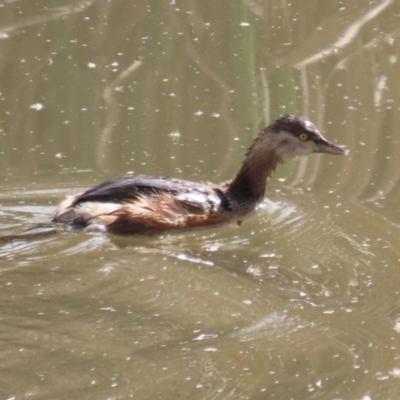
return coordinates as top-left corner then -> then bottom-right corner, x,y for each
314,138 -> 348,155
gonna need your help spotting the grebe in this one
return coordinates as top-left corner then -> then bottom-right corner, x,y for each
53,115 -> 346,234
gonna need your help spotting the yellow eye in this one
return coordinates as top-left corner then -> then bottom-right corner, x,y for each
299,133 -> 308,141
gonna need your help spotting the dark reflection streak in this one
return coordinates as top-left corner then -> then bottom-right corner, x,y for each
0,0 -> 96,37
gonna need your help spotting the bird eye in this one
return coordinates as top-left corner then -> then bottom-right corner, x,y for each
299,133 -> 308,141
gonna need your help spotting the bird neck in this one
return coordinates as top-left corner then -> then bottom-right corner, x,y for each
226,135 -> 282,212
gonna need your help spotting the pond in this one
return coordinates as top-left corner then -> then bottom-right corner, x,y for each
1,1 -> 400,399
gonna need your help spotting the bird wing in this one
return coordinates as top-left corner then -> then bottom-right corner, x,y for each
71,175 -> 224,214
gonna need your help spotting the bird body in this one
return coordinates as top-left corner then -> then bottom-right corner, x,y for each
54,115 -> 346,234
55,176 -> 232,234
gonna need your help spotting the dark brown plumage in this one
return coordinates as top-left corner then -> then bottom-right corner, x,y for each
53,115 -> 346,234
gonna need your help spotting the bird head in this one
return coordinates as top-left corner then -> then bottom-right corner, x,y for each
262,115 -> 347,161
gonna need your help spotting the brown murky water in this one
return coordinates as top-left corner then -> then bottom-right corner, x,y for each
1,0 -> 400,399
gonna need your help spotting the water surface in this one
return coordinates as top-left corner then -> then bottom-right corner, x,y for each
1,1 -> 400,399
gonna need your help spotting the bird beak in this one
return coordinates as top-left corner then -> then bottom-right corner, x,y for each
313,138 -> 348,155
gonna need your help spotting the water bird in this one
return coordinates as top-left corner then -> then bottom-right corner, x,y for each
53,115 -> 346,234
